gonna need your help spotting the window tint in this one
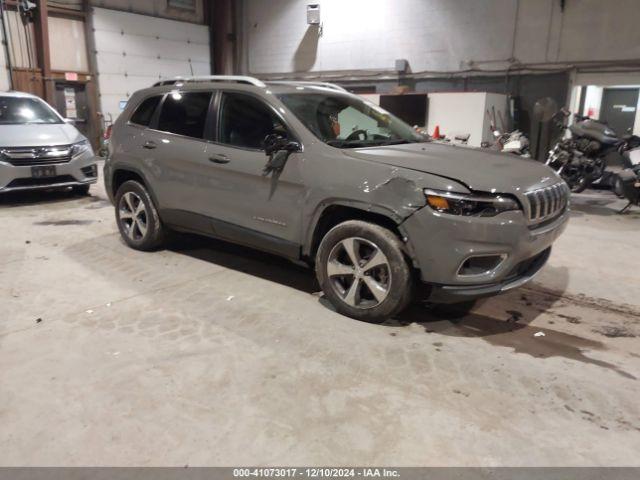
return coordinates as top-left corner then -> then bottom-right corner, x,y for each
130,96 -> 161,126
157,92 -> 212,138
219,92 -> 288,149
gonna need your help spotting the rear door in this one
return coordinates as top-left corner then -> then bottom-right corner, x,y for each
142,90 -> 215,216
200,91 -> 306,255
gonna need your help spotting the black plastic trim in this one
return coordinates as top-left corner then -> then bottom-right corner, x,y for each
161,208 -> 301,260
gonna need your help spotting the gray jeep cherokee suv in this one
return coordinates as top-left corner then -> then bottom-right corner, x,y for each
105,76 -> 569,322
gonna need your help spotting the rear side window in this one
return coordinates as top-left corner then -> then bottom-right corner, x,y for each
130,96 -> 161,126
219,92 -> 289,149
157,92 -> 212,139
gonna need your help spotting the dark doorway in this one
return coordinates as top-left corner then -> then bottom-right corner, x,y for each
380,94 -> 429,127
54,82 -> 90,138
600,88 -> 639,136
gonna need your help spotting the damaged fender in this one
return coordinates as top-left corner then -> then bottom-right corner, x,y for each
301,163 -> 470,260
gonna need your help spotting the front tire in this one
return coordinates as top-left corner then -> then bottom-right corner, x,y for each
315,220 -> 413,323
115,180 -> 165,251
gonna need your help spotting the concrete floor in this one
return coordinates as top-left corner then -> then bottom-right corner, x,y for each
1,172 -> 639,466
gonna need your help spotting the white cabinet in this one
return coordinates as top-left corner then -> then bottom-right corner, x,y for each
426,92 -> 509,147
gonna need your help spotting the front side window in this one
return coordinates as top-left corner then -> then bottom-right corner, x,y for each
157,91 -> 212,139
219,92 -> 289,150
0,96 -> 62,125
277,92 -> 424,148
130,96 -> 161,126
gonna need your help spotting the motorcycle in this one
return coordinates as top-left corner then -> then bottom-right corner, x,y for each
546,109 -> 640,193
481,129 -> 530,157
480,107 -> 530,157
613,145 -> 640,199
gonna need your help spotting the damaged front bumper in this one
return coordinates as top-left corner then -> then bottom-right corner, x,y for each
400,205 -> 569,303
425,247 -> 551,303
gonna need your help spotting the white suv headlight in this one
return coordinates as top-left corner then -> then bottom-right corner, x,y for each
71,140 -> 92,157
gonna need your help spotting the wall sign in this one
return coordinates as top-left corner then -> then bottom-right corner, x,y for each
64,88 -> 78,119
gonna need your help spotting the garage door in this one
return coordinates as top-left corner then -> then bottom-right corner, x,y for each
91,7 -> 210,122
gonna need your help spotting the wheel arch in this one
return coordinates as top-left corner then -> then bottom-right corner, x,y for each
110,166 -> 160,208
303,201 -> 410,261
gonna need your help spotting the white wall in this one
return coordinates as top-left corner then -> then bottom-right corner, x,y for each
242,0 -> 640,76
426,92 -> 508,147
91,7 -> 210,121
583,86 -> 604,119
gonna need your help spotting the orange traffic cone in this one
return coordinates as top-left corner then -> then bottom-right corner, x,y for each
433,125 -> 441,139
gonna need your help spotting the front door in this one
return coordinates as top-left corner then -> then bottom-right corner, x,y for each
600,88 -> 639,136
202,91 -> 306,256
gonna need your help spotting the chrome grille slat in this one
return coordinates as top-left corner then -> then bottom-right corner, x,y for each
535,191 -> 543,218
543,189 -> 552,217
525,183 -> 569,224
550,185 -> 559,214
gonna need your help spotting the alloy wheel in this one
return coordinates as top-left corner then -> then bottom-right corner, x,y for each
118,191 -> 148,241
326,237 -> 391,309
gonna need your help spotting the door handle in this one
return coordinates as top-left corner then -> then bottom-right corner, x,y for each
209,154 -> 230,164
143,141 -> 157,149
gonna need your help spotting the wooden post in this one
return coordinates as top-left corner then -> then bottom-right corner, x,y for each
34,0 -> 54,103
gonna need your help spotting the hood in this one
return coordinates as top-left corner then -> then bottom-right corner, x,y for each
342,142 -> 561,193
0,123 -> 84,147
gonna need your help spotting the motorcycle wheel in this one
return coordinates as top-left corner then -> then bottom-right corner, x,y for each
570,177 -> 591,193
613,176 -> 625,198
561,167 -> 591,193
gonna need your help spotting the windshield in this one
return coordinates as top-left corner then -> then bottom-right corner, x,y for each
0,97 -> 62,125
277,92 -> 426,148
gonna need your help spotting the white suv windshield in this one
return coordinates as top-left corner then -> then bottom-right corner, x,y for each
0,97 -> 62,125
277,92 -> 425,148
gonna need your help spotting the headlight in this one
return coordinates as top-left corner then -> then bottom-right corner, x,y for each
424,189 -> 521,217
71,140 -> 92,157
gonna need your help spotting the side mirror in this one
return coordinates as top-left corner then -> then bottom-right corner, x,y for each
264,133 -> 301,156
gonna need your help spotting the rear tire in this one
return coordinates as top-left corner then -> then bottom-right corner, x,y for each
115,180 -> 165,251
315,220 -> 413,323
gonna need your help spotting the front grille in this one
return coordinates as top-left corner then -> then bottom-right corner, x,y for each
0,145 -> 73,166
525,183 -> 570,224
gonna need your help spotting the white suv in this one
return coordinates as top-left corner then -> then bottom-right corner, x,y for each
0,91 -> 97,194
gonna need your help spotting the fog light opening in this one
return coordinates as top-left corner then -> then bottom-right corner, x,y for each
458,254 -> 507,276
81,164 -> 98,178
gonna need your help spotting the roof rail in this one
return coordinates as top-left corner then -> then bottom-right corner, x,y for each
267,81 -> 348,93
153,75 -> 267,88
